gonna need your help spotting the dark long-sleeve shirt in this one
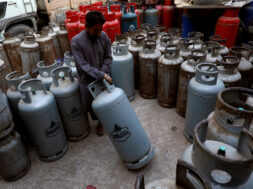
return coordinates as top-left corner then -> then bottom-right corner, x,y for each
71,30 -> 112,84
71,30 -> 112,113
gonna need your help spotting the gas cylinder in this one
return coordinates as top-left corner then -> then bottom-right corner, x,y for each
210,35 -> 229,57
230,47 -> 253,88
18,79 -> 67,161
110,5 -> 122,25
215,9 -> 240,48
3,33 -> 22,72
147,29 -> 159,45
155,4 -> 163,25
157,45 -> 183,108
0,88 -> 13,139
50,67 -> 90,141
176,50 -> 206,117
37,61 -> 61,90
0,59 -> 9,93
0,43 -> 12,72
188,31 -> 204,51
66,13 -> 80,42
145,7 -> 159,27
6,71 -> 30,143
184,63 -> 225,142
242,42 -> 253,63
121,6 -> 137,34
206,87 -> 253,148
48,26 -> 63,60
128,29 -> 141,43
155,25 -> 166,39
128,35 -> 145,90
97,6 -> 108,14
157,34 -> 173,54
65,11 -> 78,24
139,40 -> 161,99
217,56 -> 242,87
183,119 -> 253,189
88,79 -> 154,169
140,23 -> 152,37
167,28 -> 181,45
63,51 -> 77,78
103,12 -> 121,43
136,5 -> 144,27
20,35 -> 40,77
112,33 -> 129,47
36,29 -> 57,66
127,3 -> 140,28
57,22 -> 71,55
0,130 -> 30,182
162,0 -> 175,30
202,41 -> 222,64
179,38 -> 192,60
111,43 -> 134,100
79,14 -> 86,32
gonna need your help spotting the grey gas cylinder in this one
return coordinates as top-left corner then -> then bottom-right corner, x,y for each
176,50 -> 206,117
157,34 -> 173,54
140,23 -> 151,37
157,45 -> 184,108
139,39 -> 161,99
20,35 -> 40,77
217,56 -> 242,87
50,67 -> 90,141
57,22 -> 71,55
188,32 -> 204,51
147,29 -> 159,45
6,71 -> 31,143
230,47 -> 253,88
184,63 -> 225,142
0,43 -> 12,72
210,35 -> 229,57
167,28 -> 181,45
206,87 -> 253,148
155,25 -> 166,39
183,120 -> 253,189
0,58 -> 9,93
0,130 -> 30,182
48,26 -> 63,59
18,79 -> 67,161
202,41 -> 222,64
0,89 -> 14,139
111,42 -> 135,101
88,80 -> 154,169
179,38 -> 192,61
37,60 -> 62,90
112,33 -> 129,47
128,35 -> 145,90
128,29 -> 142,44
63,51 -> 77,78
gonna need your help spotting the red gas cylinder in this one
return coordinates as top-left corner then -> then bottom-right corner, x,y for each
162,0 -> 175,30
127,3 -> 140,28
79,5 -> 92,13
88,6 -> 98,12
79,14 -> 86,32
92,1 -> 103,6
215,9 -> 240,48
66,14 -> 80,42
97,6 -> 108,14
156,4 -> 163,25
65,11 -> 78,24
110,5 -> 122,26
103,12 -> 121,43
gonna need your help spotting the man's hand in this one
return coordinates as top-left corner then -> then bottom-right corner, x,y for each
104,74 -> 112,84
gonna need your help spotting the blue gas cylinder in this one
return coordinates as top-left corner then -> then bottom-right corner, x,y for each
145,7 -> 159,27
121,6 -> 137,33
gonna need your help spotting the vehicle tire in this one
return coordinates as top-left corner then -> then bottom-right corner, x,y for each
6,24 -> 32,40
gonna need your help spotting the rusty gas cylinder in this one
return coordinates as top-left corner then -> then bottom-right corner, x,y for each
0,43 -> 12,72
157,34 -> 173,54
202,41 -> 222,64
176,50 -> 206,117
179,38 -> 192,61
157,45 -> 183,108
139,39 -> 161,98
36,28 -> 57,66
230,47 -> 253,88
0,59 -> 9,93
48,25 -> 63,59
217,56 -> 242,87
3,33 -> 22,72
57,22 -> 71,55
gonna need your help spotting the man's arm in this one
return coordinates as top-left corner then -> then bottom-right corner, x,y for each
101,34 -> 113,74
71,39 -> 105,80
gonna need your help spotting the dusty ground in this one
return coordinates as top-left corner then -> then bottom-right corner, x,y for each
0,91 -> 190,189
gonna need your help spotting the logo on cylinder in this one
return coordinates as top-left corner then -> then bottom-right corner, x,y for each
45,121 -> 60,137
129,25 -> 135,31
111,124 -> 131,142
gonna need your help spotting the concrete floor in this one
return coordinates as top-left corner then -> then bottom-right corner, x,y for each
0,91 -> 190,189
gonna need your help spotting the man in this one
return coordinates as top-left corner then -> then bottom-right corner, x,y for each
71,11 -> 112,136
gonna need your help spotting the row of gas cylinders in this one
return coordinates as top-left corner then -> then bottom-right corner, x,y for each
65,0 -> 175,43
110,26 -> 253,117
135,86 -> 253,189
0,23 -> 72,93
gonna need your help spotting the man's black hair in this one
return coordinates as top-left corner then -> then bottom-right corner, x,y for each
85,11 -> 105,28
